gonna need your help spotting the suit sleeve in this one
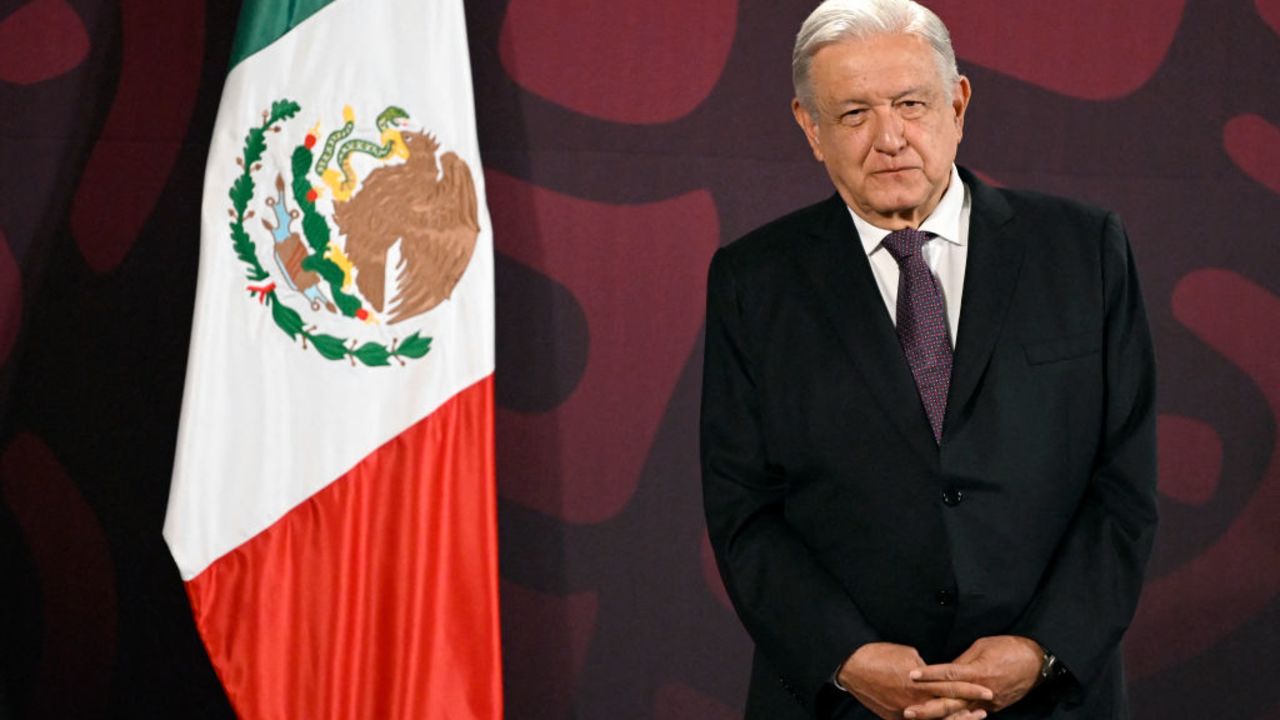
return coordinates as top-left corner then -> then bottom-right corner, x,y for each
700,248 -> 880,713
1012,212 -> 1159,692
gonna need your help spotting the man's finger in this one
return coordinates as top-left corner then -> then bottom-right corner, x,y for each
942,712 -> 988,720
907,679 -> 993,702
902,697 -> 973,720
910,663 -> 983,683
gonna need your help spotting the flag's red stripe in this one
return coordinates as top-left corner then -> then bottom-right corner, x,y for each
186,375 -> 502,719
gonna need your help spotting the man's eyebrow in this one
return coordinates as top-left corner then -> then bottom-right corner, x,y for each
890,86 -> 928,101
831,95 -> 881,114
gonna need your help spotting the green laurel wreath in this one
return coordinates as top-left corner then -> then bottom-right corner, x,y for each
226,99 -> 432,367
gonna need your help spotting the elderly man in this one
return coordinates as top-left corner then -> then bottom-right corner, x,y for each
699,1 -> 1158,718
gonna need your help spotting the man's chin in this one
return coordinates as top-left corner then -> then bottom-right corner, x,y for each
862,195 -> 931,220
862,177 -> 929,204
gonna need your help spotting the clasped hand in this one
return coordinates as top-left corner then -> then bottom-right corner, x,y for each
836,635 -> 1042,720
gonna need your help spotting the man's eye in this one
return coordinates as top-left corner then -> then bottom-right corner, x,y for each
840,109 -> 866,125
899,101 -> 927,117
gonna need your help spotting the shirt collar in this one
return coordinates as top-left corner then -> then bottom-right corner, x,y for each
850,164 -> 968,256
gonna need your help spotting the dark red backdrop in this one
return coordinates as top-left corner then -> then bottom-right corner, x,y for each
1,0 -> 1278,718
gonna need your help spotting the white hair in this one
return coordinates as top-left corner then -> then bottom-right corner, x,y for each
793,0 -> 960,113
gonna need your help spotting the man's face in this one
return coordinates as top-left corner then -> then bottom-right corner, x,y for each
793,33 -> 971,229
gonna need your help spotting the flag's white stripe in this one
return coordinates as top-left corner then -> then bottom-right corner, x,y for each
165,0 -> 492,580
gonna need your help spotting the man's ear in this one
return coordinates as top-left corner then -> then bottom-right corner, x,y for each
792,98 -> 825,163
952,76 -> 972,140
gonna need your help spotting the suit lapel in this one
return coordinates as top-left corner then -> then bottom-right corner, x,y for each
794,195 -> 939,462
944,169 -> 1023,436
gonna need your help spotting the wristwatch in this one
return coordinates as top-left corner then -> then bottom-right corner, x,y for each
1039,647 -> 1067,682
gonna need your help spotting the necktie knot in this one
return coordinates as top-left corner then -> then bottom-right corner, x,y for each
881,227 -> 930,263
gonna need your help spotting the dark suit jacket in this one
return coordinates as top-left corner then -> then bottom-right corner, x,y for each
700,168 -> 1158,719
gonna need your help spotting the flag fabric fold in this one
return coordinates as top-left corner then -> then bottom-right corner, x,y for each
164,1 -> 501,716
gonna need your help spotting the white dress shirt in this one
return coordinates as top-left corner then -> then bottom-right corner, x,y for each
848,164 -> 971,347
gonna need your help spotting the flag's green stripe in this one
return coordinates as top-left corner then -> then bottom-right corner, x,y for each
228,0 -> 337,70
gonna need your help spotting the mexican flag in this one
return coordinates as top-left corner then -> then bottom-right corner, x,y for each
163,1 -> 502,717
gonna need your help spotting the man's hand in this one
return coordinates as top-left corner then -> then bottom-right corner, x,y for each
837,642 -> 994,720
904,635 -> 1042,716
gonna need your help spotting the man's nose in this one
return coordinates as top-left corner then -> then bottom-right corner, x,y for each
871,108 -> 906,154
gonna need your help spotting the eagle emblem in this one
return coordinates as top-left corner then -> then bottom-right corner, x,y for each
224,99 -> 479,366
334,130 -> 479,324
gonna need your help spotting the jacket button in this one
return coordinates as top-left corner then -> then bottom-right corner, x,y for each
936,589 -> 955,606
942,488 -> 963,507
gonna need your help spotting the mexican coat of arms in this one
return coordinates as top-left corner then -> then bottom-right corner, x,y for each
225,99 -> 479,366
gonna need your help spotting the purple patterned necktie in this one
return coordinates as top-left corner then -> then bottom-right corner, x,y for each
882,228 -> 952,443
